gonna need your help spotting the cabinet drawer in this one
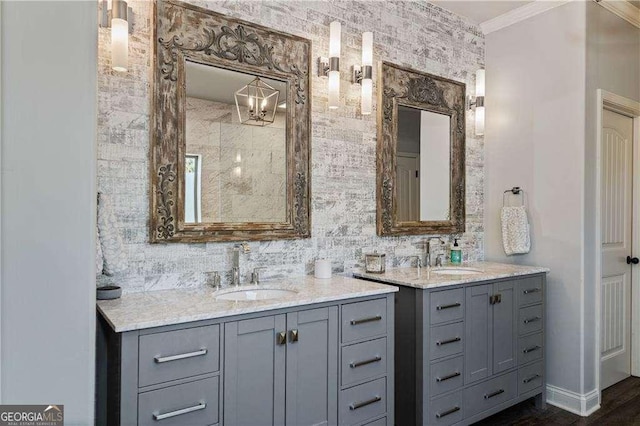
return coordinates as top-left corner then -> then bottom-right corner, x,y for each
430,356 -> 464,397
518,276 -> 543,306
340,378 -> 386,425
430,322 -> 464,360
138,376 -> 219,426
519,361 -> 544,395
342,338 -> 387,387
428,391 -> 463,426
139,325 -> 220,387
518,333 -> 543,365
342,299 -> 387,343
463,371 -> 517,418
430,288 -> 464,325
519,305 -> 543,336
362,417 -> 386,426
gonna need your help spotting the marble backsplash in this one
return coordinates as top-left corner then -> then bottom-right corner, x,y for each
97,0 -> 485,293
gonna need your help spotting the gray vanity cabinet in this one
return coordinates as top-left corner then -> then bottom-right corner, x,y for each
223,307 -> 338,426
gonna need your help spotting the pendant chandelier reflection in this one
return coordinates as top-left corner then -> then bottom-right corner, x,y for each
234,77 -> 279,126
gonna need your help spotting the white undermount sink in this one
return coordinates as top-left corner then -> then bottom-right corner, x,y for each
431,267 -> 483,276
215,286 -> 298,301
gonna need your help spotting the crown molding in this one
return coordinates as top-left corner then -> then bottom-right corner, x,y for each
595,0 -> 640,29
480,0 -> 572,34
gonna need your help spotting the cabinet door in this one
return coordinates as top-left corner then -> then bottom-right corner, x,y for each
285,307 -> 338,426
465,284 -> 492,384
224,314 -> 286,426
492,280 -> 517,373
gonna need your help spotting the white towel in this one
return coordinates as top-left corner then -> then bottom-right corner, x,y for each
501,206 -> 530,256
97,193 -> 128,275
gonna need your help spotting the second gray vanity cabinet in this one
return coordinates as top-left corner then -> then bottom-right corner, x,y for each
223,307 -> 338,426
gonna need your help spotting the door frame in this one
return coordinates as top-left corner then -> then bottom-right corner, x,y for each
595,89 -> 640,393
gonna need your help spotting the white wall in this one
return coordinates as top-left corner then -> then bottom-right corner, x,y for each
584,2 -> 640,394
1,2 -> 97,424
484,0 -> 587,398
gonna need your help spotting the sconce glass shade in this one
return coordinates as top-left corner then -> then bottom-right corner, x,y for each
329,21 -> 341,58
110,0 -> 128,72
362,32 -> 373,66
361,78 -> 373,115
234,77 -> 279,126
475,69 -> 485,97
475,106 -> 485,136
328,21 -> 341,110
360,32 -> 373,115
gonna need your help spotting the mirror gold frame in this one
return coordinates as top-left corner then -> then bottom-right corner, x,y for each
377,62 -> 466,236
150,0 -> 311,242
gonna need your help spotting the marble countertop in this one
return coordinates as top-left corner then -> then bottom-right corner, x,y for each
97,275 -> 398,332
353,261 -> 549,290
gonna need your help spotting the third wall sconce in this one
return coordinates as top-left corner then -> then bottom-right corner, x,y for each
353,32 -> 373,115
318,21 -> 341,110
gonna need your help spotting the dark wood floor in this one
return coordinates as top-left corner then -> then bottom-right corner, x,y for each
474,377 -> 640,425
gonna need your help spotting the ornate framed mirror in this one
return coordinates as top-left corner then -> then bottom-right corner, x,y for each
150,0 -> 311,242
377,62 -> 466,236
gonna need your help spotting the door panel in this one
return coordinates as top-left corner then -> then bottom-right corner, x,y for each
285,307 -> 338,426
601,108 -> 633,390
224,315 -> 286,426
465,284 -> 492,384
493,280 -> 517,374
397,154 -> 419,222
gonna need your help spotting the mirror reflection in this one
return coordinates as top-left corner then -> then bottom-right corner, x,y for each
396,105 -> 451,222
184,61 -> 288,224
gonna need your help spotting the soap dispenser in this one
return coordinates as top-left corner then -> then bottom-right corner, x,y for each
450,239 -> 462,265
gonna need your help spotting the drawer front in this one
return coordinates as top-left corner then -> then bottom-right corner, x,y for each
519,361 -> 544,395
519,305 -> 543,336
342,338 -> 387,387
362,417 -> 386,426
430,356 -> 464,397
139,325 -> 220,387
463,371 -> 517,418
430,322 -> 464,360
430,288 -> 464,325
342,299 -> 387,343
138,376 -> 219,426
340,378 -> 386,425
518,333 -> 543,365
428,391 -> 463,426
518,276 -> 543,306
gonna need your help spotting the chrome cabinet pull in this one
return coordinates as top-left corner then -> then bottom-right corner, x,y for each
436,337 -> 461,346
523,374 -> 541,384
524,316 -> 541,324
153,402 -> 206,421
523,345 -> 541,354
276,331 -> 287,345
436,302 -> 461,311
154,349 -> 207,364
289,329 -> 299,343
436,371 -> 461,383
523,288 -> 541,295
349,396 -> 381,410
350,315 -> 382,326
484,389 -> 505,399
435,406 -> 460,419
350,356 -> 382,368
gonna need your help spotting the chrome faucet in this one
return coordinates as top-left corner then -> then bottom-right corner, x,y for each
231,243 -> 250,286
425,237 -> 445,268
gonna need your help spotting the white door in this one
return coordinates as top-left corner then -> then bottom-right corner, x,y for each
397,153 -> 419,222
600,108 -> 634,390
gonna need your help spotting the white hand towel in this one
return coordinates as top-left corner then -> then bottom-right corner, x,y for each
97,192 -> 128,275
501,206 -> 530,256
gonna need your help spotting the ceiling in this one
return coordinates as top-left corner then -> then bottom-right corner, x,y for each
429,0 -> 535,24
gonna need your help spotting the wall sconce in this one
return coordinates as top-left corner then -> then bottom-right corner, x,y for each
353,32 -> 373,115
100,0 -> 130,72
467,69 -> 485,136
318,21 -> 341,109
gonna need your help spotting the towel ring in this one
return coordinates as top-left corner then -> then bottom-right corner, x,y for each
503,187 -> 525,207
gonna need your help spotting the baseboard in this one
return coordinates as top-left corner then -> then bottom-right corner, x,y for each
546,385 -> 600,416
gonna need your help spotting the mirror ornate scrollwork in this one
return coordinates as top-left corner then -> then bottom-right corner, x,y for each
377,62 -> 466,236
151,0 -> 311,242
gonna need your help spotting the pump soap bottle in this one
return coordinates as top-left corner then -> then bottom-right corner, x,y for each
450,239 -> 462,265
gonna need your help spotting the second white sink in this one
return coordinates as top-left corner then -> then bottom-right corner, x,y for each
215,286 -> 298,301
431,267 -> 483,276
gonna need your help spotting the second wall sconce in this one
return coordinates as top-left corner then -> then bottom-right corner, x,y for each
353,32 -> 373,115
100,0 -> 130,72
467,69 -> 485,136
318,21 -> 341,109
